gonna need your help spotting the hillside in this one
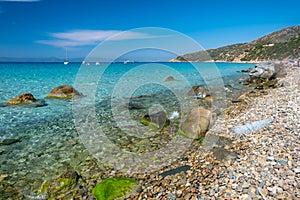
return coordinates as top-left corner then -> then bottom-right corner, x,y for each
171,26 -> 300,62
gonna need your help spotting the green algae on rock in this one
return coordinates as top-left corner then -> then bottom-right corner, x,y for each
92,178 -> 137,200
39,170 -> 79,199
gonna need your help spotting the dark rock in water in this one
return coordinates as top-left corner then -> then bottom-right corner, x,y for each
188,85 -> 210,99
0,138 -> 21,145
212,147 -> 238,161
160,165 -> 191,178
141,111 -> 169,128
180,106 -> 215,139
46,85 -> 83,99
164,76 -> 176,82
125,101 -> 145,110
6,93 -> 47,107
41,170 -> 80,199
241,68 -> 252,73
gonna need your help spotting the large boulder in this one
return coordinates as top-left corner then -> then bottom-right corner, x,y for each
249,62 -> 286,80
6,93 -> 47,107
180,106 -> 215,139
46,85 -> 82,99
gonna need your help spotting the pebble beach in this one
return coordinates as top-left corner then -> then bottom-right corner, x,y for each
127,64 -> 300,199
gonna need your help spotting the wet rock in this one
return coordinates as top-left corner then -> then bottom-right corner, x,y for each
0,138 -> 21,145
125,101 -> 145,110
181,106 -> 216,139
6,93 -> 47,107
141,111 -> 169,128
46,85 -> 83,99
164,76 -> 176,82
188,85 -> 210,99
45,170 -> 80,198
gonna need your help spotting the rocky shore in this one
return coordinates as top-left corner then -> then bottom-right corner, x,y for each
125,63 -> 300,199
2,63 -> 299,200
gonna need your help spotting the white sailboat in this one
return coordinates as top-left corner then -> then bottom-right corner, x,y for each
64,48 -> 69,65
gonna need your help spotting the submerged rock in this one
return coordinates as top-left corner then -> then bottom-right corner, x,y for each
188,85 -> 210,99
141,111 -> 169,128
6,93 -> 47,107
164,76 -> 176,82
0,138 -> 21,145
41,170 -> 80,199
46,85 -> 82,99
180,106 -> 216,139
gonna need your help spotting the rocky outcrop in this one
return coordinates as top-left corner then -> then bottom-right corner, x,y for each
244,62 -> 286,89
46,85 -> 82,99
249,62 -> 286,79
180,106 -> 216,139
6,93 -> 47,107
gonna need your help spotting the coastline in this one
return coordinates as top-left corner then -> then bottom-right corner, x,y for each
128,63 -> 300,199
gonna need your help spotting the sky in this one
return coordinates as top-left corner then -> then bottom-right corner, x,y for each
0,0 -> 299,61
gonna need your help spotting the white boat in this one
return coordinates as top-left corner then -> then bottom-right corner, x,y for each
123,60 -> 134,64
64,48 -> 69,65
95,61 -> 100,65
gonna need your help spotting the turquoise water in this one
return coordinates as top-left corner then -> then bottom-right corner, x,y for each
0,62 -> 254,197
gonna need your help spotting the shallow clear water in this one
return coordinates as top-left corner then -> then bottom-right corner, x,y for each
0,62 -> 254,197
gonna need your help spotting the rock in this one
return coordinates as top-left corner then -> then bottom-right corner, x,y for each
141,111 -> 169,128
293,168 -> 300,174
159,165 -> 191,178
249,62 -> 286,80
44,170 -> 80,198
7,93 -> 35,104
92,178 -> 137,200
180,106 -> 216,139
6,93 -> 47,107
233,118 -> 272,136
164,76 -> 176,82
188,85 -> 210,99
46,85 -> 83,99
211,147 -> 237,161
166,193 -> 177,200
0,138 -> 21,145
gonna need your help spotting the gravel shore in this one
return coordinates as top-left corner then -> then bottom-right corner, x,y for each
129,64 -> 300,199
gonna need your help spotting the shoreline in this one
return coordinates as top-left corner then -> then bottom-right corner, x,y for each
128,63 -> 300,199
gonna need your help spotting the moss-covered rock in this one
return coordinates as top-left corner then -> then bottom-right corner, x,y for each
42,170 -> 80,199
92,178 -> 137,200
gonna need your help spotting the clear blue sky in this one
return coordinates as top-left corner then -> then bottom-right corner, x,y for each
0,0 -> 299,61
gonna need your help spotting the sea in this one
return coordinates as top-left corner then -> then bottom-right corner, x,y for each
0,62 -> 255,198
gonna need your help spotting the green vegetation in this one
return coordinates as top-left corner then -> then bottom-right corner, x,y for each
92,178 -> 137,200
174,26 -> 300,62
